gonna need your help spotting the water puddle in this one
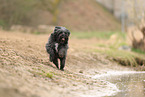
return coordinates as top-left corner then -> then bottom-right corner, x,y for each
93,71 -> 145,97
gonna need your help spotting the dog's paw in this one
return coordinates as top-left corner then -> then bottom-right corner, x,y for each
60,68 -> 64,71
49,57 -> 53,62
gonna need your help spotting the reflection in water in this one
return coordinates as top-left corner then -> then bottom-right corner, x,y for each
105,73 -> 145,97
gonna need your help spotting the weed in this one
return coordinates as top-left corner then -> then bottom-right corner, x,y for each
46,73 -> 53,79
41,70 -> 45,73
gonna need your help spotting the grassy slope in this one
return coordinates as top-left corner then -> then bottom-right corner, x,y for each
71,31 -> 145,70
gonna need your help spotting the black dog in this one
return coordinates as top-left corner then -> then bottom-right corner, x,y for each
45,26 -> 70,71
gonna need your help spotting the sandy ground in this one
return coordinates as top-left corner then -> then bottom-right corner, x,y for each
0,31 -> 133,97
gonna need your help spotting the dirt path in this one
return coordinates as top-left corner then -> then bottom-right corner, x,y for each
0,31 -> 133,97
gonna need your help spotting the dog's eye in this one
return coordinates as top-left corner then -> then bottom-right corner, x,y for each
60,32 -> 63,34
64,32 -> 68,35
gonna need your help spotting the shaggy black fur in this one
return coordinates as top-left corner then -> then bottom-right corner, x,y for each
45,26 -> 70,71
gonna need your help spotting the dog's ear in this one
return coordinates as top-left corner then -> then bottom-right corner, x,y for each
52,26 -> 61,41
67,30 -> 70,36
53,26 -> 61,35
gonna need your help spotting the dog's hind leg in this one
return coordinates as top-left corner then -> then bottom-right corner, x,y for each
60,58 -> 66,71
53,58 -> 59,69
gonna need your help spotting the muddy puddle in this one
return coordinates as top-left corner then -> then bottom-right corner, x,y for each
93,71 -> 145,97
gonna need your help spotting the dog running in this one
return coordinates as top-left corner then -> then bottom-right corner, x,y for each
45,26 -> 70,71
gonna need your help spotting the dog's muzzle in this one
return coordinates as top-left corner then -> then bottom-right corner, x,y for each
61,38 -> 65,43
60,34 -> 65,43
58,32 -> 67,44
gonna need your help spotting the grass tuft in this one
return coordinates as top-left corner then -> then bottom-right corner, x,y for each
46,73 -> 53,79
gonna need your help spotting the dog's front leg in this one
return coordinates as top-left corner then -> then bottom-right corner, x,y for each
60,58 -> 66,71
53,58 -> 59,69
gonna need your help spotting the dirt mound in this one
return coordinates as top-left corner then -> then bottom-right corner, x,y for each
58,0 -> 120,31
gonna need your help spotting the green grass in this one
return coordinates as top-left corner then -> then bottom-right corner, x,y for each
33,31 -> 41,35
71,31 -> 123,39
94,48 -> 145,67
96,44 -> 107,48
38,72 -> 53,79
29,70 -> 53,79
132,48 -> 145,55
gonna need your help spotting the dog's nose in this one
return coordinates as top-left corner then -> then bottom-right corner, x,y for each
62,38 -> 65,41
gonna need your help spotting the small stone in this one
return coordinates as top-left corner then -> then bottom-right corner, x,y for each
79,70 -> 83,73
73,84 -> 77,86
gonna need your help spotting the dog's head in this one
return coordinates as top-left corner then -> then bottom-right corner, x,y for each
53,26 -> 70,44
